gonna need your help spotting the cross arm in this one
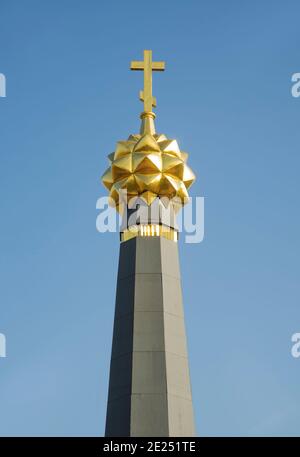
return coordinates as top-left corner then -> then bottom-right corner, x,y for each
152,62 -> 165,71
130,61 -> 166,71
130,61 -> 144,71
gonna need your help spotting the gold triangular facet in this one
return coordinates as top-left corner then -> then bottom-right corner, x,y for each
155,134 -> 168,143
108,152 -> 115,163
122,175 -> 138,194
114,141 -> 134,159
166,163 -> 184,180
159,139 -> 181,157
177,182 -> 189,201
113,155 -> 132,172
109,184 -> 119,205
183,165 -> 196,189
135,173 -> 161,193
127,134 -> 141,141
164,174 -> 181,191
133,153 -> 162,173
181,151 -> 189,162
101,167 -> 114,190
159,174 -> 179,196
162,154 -> 183,170
132,152 -> 148,171
112,155 -> 132,181
133,134 -> 160,152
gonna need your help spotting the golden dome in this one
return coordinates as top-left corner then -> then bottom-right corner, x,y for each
101,115 -> 195,211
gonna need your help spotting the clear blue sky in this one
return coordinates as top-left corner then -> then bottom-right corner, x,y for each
0,0 -> 299,437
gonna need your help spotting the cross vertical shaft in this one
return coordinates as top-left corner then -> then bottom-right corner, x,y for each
130,50 -> 165,113
143,50 -> 153,113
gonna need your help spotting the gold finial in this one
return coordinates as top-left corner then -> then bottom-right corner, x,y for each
101,50 -> 196,226
130,50 -> 165,113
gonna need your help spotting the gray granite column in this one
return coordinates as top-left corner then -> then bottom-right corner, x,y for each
105,236 -> 195,437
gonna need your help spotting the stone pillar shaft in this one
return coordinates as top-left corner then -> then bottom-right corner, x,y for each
105,236 -> 195,437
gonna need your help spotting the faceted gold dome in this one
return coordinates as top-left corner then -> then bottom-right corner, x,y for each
101,128 -> 195,211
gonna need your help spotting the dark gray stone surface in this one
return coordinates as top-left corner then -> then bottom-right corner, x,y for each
105,237 -> 195,437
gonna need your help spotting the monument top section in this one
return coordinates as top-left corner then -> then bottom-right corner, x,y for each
101,50 -> 196,218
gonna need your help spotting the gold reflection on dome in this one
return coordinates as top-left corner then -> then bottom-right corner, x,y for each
101,50 -> 196,212
101,130 -> 195,210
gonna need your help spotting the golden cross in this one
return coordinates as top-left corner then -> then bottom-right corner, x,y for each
130,50 -> 165,113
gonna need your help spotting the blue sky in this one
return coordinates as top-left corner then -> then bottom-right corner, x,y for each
0,0 -> 299,436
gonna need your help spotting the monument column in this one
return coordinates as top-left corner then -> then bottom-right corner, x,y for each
101,50 -> 196,437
